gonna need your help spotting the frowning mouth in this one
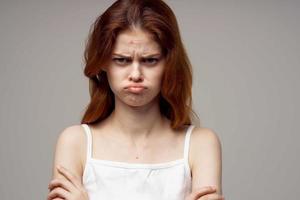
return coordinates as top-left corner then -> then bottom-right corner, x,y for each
125,86 -> 146,93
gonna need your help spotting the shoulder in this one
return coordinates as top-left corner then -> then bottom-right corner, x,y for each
189,126 -> 223,194
55,125 -> 86,157
57,124 -> 86,146
51,124 -> 86,181
190,126 -> 222,151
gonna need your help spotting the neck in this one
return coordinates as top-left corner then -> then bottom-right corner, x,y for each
106,96 -> 169,144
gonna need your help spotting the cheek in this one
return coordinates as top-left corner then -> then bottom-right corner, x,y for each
106,70 -> 122,92
147,67 -> 165,85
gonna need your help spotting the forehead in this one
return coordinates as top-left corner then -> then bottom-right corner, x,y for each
113,28 -> 161,55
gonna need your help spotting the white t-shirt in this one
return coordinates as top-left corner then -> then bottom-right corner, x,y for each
81,123 -> 194,200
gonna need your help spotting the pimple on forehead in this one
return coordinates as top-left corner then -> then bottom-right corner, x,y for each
126,40 -> 155,51
114,32 -> 161,54
129,40 -> 142,45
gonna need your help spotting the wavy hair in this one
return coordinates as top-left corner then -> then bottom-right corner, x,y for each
81,0 -> 199,129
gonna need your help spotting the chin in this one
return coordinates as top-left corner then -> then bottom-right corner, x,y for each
123,97 -> 153,107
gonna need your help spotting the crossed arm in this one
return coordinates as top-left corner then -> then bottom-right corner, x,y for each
187,127 -> 224,199
47,125 -> 88,200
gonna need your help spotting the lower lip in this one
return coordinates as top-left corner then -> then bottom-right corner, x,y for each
127,87 -> 145,93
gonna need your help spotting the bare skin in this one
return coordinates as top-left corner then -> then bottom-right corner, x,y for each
47,27 -> 224,200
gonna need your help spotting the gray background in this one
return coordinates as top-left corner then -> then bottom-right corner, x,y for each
0,0 -> 299,199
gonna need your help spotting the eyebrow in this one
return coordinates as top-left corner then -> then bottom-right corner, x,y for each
112,53 -> 162,58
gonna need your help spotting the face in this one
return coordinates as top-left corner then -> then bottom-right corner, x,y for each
104,27 -> 165,107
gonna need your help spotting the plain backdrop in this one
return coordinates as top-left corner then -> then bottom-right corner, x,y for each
0,0 -> 299,199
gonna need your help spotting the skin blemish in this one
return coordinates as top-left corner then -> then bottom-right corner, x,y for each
128,39 -> 146,46
129,40 -> 139,44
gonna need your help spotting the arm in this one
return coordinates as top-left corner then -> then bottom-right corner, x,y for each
47,125 -> 89,200
50,125 -> 84,181
190,127 -> 223,195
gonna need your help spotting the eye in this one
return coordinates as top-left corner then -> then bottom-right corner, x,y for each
142,58 -> 159,65
112,57 -> 131,65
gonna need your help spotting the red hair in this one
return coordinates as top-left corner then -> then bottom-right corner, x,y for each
81,0 -> 198,129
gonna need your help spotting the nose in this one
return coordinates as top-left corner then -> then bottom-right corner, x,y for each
129,61 -> 144,82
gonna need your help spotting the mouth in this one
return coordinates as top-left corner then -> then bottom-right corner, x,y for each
125,86 -> 146,93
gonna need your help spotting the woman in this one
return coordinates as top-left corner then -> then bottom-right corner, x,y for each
47,0 -> 224,200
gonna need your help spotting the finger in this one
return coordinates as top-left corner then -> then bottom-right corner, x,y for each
197,193 -> 225,200
47,187 -> 70,200
48,178 -> 75,192
189,186 -> 216,199
57,165 -> 81,189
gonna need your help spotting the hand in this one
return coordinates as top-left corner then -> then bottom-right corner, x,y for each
185,186 -> 225,200
47,165 -> 89,200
